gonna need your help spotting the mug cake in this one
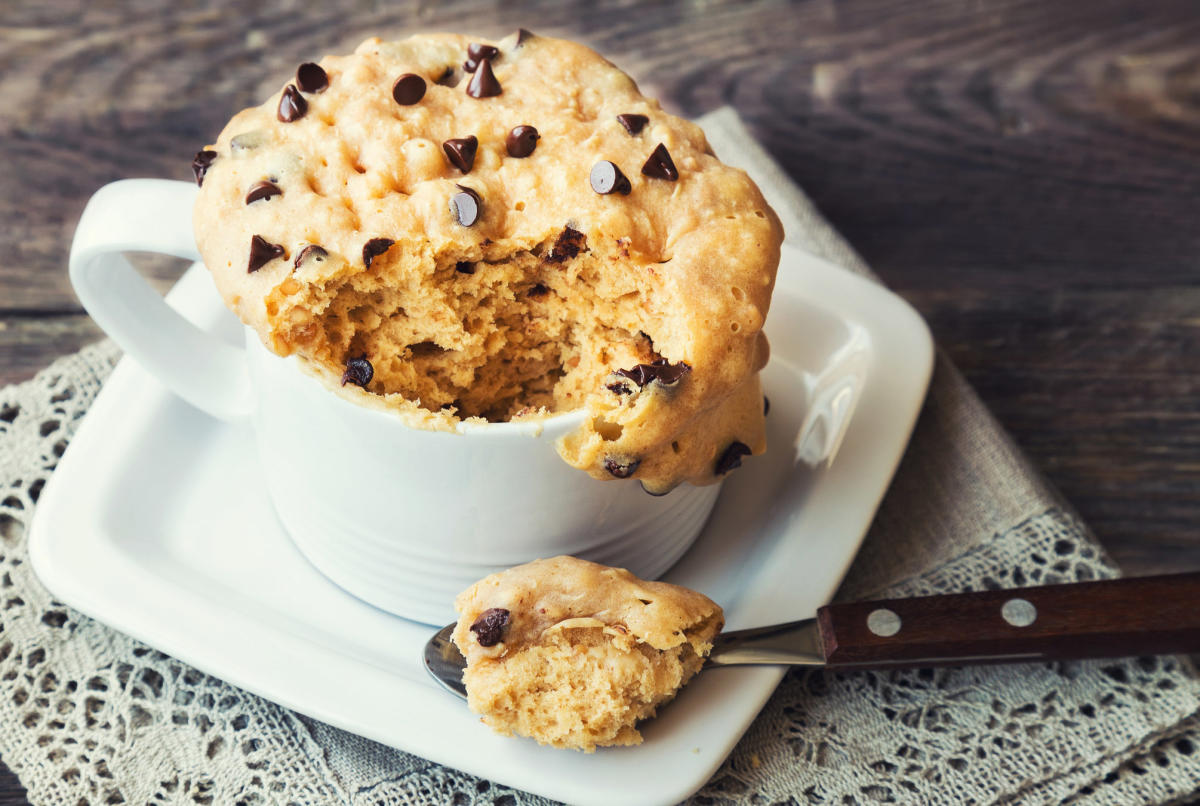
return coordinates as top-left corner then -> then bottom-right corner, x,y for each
192,30 -> 782,494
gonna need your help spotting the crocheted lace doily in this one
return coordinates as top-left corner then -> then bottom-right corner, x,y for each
1,342 -> 1198,805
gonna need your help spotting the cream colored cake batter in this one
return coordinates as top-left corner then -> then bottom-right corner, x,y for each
452,556 -> 724,751
193,31 -> 782,492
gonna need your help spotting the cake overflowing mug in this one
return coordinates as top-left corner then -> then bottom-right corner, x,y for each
69,177 -> 724,624
68,32 -> 790,624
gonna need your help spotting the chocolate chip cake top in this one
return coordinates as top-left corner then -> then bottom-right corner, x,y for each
454,555 -> 723,656
192,31 -> 783,493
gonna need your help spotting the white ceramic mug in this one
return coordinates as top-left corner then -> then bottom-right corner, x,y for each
69,178 -> 722,624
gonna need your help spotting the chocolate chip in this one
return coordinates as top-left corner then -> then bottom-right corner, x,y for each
467,43 -> 499,61
392,73 -> 427,105
515,28 -> 535,47
470,608 -> 510,647
617,113 -> 649,135
506,125 -> 539,158
641,143 -> 679,181
192,150 -> 217,186
604,457 -> 640,478
435,66 -> 457,86
294,244 -> 328,269
528,283 -> 549,298
362,238 -> 395,267
247,235 -> 285,273
341,355 -> 373,388
715,441 -> 752,475
547,227 -> 587,263
450,185 -> 482,226
763,396 -> 770,416
442,136 -> 478,173
466,58 -> 501,98
614,359 -> 692,389
606,381 -> 633,396
455,261 -> 475,275
244,180 -> 282,205
590,161 -> 631,195
277,85 -> 307,122
296,62 -> 328,93
463,43 -> 499,73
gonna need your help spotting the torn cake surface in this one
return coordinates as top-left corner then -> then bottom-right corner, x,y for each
452,555 -> 724,751
193,31 -> 783,492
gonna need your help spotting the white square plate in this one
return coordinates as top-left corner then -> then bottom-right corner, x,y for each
30,244 -> 931,805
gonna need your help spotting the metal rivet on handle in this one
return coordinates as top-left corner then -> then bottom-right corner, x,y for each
1002,598 -> 1037,627
867,608 -> 902,637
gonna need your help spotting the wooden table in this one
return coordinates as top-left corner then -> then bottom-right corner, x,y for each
2,0 -> 1198,801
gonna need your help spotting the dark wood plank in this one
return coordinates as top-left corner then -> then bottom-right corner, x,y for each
0,766 -> 25,806
1,0 -> 1200,800
0,315 -> 103,386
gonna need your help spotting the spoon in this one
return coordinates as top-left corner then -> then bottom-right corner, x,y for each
425,571 -> 1200,699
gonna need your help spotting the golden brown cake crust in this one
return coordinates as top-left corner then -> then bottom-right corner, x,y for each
452,556 -> 724,751
193,31 -> 782,491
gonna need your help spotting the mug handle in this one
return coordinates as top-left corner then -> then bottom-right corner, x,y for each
69,178 -> 253,421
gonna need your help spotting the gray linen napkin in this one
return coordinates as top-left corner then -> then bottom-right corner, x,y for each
0,108 -> 1197,805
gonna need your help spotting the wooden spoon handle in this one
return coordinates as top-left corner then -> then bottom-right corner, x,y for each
817,572 -> 1200,669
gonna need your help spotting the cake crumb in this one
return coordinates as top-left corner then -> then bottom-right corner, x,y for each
452,556 -> 723,751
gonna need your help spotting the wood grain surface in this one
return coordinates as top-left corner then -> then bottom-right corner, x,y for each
1,0 -> 1199,800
